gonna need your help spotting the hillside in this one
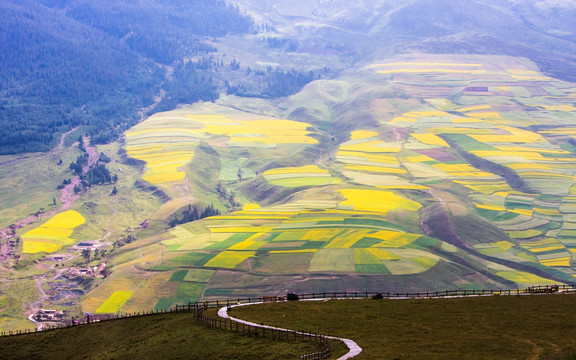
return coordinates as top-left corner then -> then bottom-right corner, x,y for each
73,54 -> 576,316
2,0 -> 576,334
3,293 -> 576,359
0,311 -> 331,360
0,0 -> 254,154
235,0 -> 576,81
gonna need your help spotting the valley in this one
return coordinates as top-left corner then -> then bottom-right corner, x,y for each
1,0 -> 576,337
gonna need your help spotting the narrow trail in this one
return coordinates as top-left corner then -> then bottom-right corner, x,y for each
55,127 -> 79,151
218,302 -> 362,359
0,136 -> 99,242
27,278 -> 48,331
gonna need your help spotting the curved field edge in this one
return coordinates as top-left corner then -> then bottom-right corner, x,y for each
230,294 -> 576,360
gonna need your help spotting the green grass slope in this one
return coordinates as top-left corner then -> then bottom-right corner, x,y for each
0,312 -> 328,360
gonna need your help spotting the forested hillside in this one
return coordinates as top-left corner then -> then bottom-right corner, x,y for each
0,0 -> 254,154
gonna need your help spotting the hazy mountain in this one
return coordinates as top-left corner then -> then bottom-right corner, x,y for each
0,0 -> 253,154
237,0 -> 576,81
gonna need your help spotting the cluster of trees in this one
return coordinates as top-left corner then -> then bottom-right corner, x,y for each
264,37 -> 299,51
215,181 -> 240,209
0,0 -> 254,154
154,58 -> 220,113
80,164 -> 117,187
112,228 -> 137,249
168,203 -> 220,228
226,67 -> 319,98
69,154 -> 89,175
61,136 -> 116,191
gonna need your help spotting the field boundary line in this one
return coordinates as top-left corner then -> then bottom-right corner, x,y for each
2,284 -> 574,339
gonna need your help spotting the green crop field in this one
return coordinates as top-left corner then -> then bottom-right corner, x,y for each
5,53 -> 576,332
76,55 -> 576,318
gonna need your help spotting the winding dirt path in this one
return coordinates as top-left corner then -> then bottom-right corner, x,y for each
218,303 -> 362,359
0,136 -> 99,243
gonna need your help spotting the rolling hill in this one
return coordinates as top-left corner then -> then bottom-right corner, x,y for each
2,0 -> 576,334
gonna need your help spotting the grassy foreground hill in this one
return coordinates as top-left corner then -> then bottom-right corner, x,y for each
0,311 -> 332,360
2,293 -> 576,359
231,293 -> 576,360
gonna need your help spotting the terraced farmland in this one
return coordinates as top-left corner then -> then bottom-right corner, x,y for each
78,55 -> 576,317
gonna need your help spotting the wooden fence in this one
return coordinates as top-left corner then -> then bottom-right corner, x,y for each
2,284 -> 575,358
194,307 -> 330,360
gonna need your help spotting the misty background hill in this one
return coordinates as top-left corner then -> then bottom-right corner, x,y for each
1,0 -> 576,154
0,0 -> 254,154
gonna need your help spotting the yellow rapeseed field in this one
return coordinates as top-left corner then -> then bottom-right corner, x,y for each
350,130 -> 379,140
366,248 -> 402,260
411,133 -> 449,147
208,226 -> 276,233
22,210 -> 86,253
204,251 -> 256,269
243,203 -> 261,211
470,126 -> 544,143
496,271 -> 558,285
474,203 -> 507,212
95,291 -> 133,314
344,164 -> 407,174
229,234 -> 267,250
340,141 -> 402,153
324,230 -> 371,249
263,165 -> 328,175
126,113 -> 318,184
539,257 -> 571,267
339,189 -> 421,213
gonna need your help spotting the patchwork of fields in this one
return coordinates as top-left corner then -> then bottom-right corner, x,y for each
60,55 -> 576,315
125,108 -> 318,187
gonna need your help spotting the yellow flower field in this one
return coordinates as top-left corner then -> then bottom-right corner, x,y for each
411,133 -> 449,147
208,226 -> 277,233
95,291 -> 133,314
337,151 -> 399,164
339,189 -> 422,213
229,233 -> 267,250
204,251 -> 256,269
340,140 -> 402,153
539,257 -> 571,267
495,271 -> 559,285
126,111 -> 319,184
457,105 -> 493,112
350,130 -> 379,140
22,210 -> 86,253
263,165 -> 328,175
470,126 -> 544,143
367,248 -> 402,260
324,230 -> 372,249
344,164 -> 407,174
369,230 -> 421,248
